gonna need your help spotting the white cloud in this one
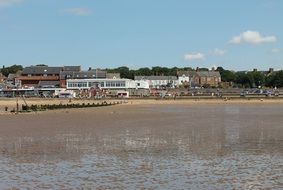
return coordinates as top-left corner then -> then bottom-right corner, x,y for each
63,7 -> 93,16
184,53 -> 205,61
229,30 -> 276,44
0,0 -> 23,7
271,48 -> 280,53
210,48 -> 226,56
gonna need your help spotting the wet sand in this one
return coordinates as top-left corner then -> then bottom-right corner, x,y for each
0,103 -> 283,189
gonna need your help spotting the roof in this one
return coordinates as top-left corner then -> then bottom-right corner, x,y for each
16,76 -> 59,81
60,71 -> 75,80
38,81 -> 60,87
63,66 -> 81,72
196,71 -> 221,77
7,74 -> 16,79
22,66 -> 63,75
135,76 -> 177,80
61,69 -> 107,79
177,71 -> 196,77
106,73 -> 120,79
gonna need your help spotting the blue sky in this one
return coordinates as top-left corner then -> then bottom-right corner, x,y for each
0,0 -> 282,71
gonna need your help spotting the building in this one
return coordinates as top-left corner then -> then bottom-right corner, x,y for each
16,66 -> 63,88
59,66 -> 81,87
6,74 -> 17,86
106,73 -> 121,79
177,71 -> 196,87
134,76 -> 178,89
177,70 -> 221,87
196,71 -> 221,87
60,68 -> 108,87
67,78 -> 149,90
0,73 -> 6,83
66,78 -> 150,97
16,66 -> 81,88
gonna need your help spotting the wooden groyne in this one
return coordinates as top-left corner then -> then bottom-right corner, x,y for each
20,101 -> 124,112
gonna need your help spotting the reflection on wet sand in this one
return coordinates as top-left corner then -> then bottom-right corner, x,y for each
0,104 -> 283,189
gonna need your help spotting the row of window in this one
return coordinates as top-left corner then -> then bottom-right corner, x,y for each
105,81 -> 126,87
67,81 -> 126,88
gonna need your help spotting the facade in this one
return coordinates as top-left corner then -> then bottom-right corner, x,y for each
17,66 -> 63,88
6,74 -> 17,86
66,78 -> 149,90
177,70 -> 221,87
177,71 -> 196,87
15,66 -> 122,89
196,71 -> 221,87
60,68 -> 107,87
134,76 -> 178,89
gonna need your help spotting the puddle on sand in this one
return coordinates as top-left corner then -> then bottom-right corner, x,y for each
0,104 -> 283,189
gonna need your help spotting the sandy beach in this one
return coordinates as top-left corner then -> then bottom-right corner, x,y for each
1,97 -> 283,111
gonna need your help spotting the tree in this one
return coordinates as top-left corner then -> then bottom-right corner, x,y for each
36,64 -> 48,66
235,72 -> 250,87
152,66 -> 163,75
135,67 -> 152,76
198,67 -> 209,71
0,65 -> 23,77
252,71 -> 265,87
268,71 -> 283,88
216,67 -> 236,82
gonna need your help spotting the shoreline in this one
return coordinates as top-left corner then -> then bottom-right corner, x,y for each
1,97 -> 283,114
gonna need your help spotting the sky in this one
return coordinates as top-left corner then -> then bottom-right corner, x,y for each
0,0 -> 282,71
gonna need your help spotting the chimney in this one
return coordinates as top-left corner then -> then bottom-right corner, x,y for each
269,68 -> 274,73
196,67 -> 199,72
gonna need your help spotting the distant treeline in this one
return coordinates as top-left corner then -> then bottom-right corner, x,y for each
0,65 -> 23,77
1,64 -> 283,88
106,66 -> 283,88
216,67 -> 283,88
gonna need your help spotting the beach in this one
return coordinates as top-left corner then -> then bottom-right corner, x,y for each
0,101 -> 282,189
1,97 -> 283,111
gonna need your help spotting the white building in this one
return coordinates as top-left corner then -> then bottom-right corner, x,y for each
134,76 -> 178,89
66,78 -> 149,90
177,74 -> 190,86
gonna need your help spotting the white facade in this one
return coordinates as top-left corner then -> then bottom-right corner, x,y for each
134,76 -> 178,89
66,78 -> 149,90
178,74 -> 190,86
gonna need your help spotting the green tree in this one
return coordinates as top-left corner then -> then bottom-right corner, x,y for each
252,71 -> 265,87
0,65 -> 23,77
235,72 -> 249,87
216,67 -> 236,82
269,71 -> 283,87
135,67 -> 152,76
